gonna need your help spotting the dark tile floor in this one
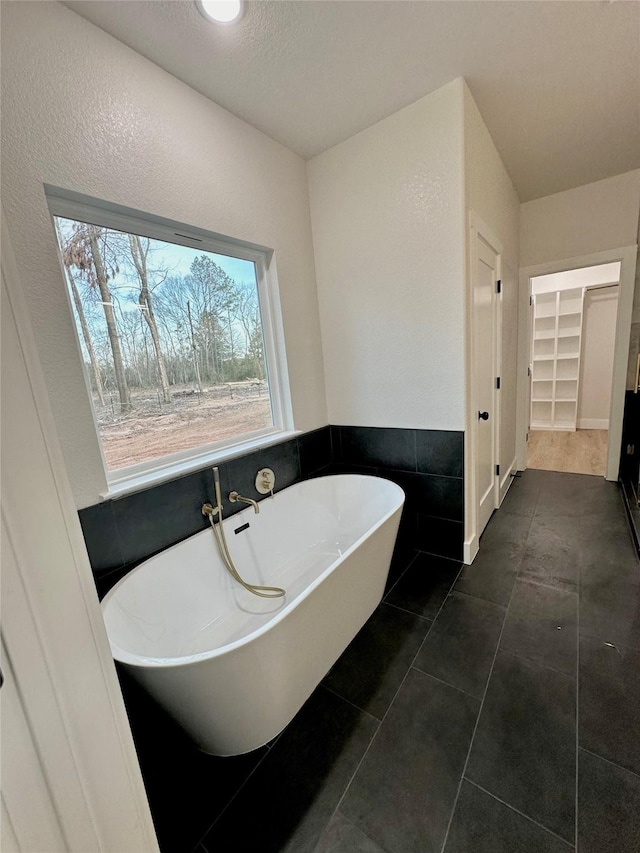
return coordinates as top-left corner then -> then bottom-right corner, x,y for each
126,469 -> 640,853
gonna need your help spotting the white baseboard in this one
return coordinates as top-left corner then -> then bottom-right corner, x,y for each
577,419 -> 609,430
463,534 -> 479,566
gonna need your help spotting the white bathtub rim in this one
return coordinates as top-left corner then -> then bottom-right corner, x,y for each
102,474 -> 404,669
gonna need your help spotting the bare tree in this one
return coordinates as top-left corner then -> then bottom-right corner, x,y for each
189,256 -> 239,380
128,235 -> 172,403
55,219 -> 106,405
237,282 -> 265,379
63,223 -> 132,414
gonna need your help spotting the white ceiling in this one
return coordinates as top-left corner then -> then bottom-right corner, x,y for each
63,0 -> 640,202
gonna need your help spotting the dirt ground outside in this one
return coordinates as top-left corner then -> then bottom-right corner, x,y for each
95,382 -> 272,470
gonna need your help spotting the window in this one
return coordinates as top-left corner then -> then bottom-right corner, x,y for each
49,193 -> 292,491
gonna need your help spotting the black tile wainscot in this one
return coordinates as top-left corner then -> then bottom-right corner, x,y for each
331,425 -> 464,561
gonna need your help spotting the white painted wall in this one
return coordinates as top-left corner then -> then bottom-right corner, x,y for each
578,287 -> 619,428
520,170 -> 640,267
0,0 -> 327,508
462,82 -> 520,485
307,79 -> 465,430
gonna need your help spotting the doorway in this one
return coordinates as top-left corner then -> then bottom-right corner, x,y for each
525,260 -> 626,478
466,213 -> 503,556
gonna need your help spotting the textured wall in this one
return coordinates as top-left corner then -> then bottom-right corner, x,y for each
463,83 -> 520,274
308,80 -> 466,431
462,82 -> 521,525
1,0 -> 327,508
520,171 -> 640,268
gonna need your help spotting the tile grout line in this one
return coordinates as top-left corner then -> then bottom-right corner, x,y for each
464,779 -> 575,849
498,646 -> 577,680
447,587 -> 508,608
438,500 -> 539,853
328,562 -> 467,837
305,688 -> 384,850
410,666 -> 484,703
382,599 -> 434,623
383,550 -> 422,599
405,562 -> 467,675
577,627 -> 640,653
579,747 -> 640,782
319,682 -> 386,724
194,735 -> 284,850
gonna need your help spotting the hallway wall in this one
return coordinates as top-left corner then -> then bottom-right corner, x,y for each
462,81 -> 520,535
518,171 -> 640,473
578,287 -> 619,428
520,170 -> 640,268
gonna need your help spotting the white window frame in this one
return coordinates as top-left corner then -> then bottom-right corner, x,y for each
46,187 -> 294,498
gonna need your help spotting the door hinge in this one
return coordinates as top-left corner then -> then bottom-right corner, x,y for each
529,295 -> 533,306
526,432 -> 529,443
495,464 -> 500,476
527,366 -> 531,377
496,279 -> 502,294
496,376 -> 501,389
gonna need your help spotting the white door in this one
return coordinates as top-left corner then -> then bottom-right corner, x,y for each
473,232 -> 500,536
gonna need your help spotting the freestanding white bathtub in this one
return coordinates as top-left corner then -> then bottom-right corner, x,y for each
102,474 -> 404,756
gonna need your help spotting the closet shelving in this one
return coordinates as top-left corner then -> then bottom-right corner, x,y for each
530,288 -> 584,430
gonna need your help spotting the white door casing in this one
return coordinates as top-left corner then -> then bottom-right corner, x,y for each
517,245 -> 638,479
475,233 -> 501,534
465,213 -> 503,561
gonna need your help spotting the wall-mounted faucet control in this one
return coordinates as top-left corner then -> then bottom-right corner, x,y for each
229,491 -> 260,513
255,468 -> 275,495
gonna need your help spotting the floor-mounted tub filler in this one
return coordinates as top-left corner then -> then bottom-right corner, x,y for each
101,474 -> 404,755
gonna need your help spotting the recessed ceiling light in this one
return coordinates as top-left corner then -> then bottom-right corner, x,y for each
196,0 -> 244,25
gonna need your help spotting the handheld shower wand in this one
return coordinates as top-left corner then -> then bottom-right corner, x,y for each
202,466 -> 285,599
213,465 -> 222,512
201,466 -> 223,519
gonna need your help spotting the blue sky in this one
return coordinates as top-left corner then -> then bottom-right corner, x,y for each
152,239 -> 256,285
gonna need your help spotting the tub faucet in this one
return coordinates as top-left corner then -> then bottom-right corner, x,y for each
229,491 -> 260,514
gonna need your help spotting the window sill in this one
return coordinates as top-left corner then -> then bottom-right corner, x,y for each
100,430 -> 301,501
